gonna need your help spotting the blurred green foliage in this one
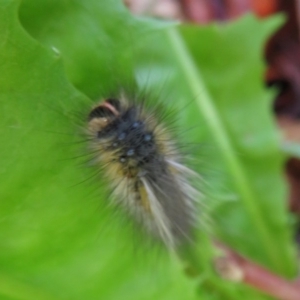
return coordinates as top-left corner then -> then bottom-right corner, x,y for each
0,0 -> 297,299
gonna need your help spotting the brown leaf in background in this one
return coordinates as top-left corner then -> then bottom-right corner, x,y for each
179,0 -> 249,23
266,1 -> 300,117
178,0 -> 277,23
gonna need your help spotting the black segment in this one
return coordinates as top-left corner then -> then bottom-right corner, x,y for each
92,105 -> 159,167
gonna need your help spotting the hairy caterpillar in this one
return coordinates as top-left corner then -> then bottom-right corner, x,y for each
86,92 -> 201,249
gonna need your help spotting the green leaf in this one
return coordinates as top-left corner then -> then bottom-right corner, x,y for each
1,0 -> 297,299
19,0 -> 175,99
0,1 -> 198,300
167,17 -> 296,276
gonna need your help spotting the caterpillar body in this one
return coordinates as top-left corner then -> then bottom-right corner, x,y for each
87,93 -> 200,249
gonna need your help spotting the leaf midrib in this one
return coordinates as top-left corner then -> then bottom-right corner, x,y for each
166,26 -> 287,274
